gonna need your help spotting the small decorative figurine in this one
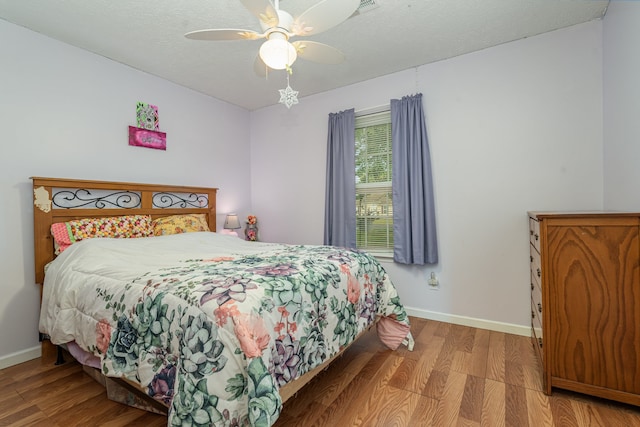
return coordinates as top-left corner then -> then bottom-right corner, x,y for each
245,215 -> 258,241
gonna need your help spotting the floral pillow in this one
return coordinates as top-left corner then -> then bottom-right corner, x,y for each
151,214 -> 210,236
51,214 -> 153,254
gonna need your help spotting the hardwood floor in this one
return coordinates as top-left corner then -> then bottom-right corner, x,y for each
2,317 -> 639,426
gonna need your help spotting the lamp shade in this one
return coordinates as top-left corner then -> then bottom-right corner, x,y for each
259,34 -> 297,70
224,213 -> 241,230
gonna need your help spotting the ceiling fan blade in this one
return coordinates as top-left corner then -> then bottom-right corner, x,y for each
292,41 -> 345,64
184,29 -> 263,41
239,0 -> 279,27
253,55 -> 268,77
292,0 -> 360,37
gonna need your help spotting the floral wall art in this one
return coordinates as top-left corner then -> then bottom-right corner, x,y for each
129,101 -> 166,150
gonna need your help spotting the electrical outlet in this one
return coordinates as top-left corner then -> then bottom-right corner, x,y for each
428,272 -> 439,289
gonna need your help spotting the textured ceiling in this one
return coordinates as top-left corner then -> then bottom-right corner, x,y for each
0,0 -> 609,110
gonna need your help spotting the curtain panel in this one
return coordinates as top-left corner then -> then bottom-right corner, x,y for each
391,94 -> 438,264
324,108 -> 356,248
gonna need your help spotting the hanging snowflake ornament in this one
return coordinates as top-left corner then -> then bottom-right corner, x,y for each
278,85 -> 299,108
278,73 -> 299,109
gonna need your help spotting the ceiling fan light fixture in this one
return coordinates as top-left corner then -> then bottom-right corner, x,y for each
259,35 -> 297,70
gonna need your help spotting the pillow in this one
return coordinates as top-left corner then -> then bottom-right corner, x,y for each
152,213 -> 209,236
51,222 -> 73,254
377,317 -> 411,350
51,214 -> 153,254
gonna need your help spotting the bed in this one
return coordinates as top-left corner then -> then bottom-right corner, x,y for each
31,177 -> 413,427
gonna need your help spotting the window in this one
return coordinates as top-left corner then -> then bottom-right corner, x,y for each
355,110 -> 393,255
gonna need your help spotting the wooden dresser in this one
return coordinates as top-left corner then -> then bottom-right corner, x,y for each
528,211 -> 640,405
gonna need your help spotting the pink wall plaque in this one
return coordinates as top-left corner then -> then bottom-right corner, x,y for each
128,126 -> 167,151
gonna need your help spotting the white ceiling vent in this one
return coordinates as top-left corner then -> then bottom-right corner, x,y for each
354,0 -> 379,16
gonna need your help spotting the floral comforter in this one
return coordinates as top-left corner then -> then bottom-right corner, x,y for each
40,232 -> 410,426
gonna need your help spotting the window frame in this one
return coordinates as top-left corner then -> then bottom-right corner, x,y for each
354,108 -> 393,258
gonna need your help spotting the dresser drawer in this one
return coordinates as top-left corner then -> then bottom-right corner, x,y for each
531,295 -> 543,343
531,326 -> 543,364
530,245 -> 541,290
529,216 -> 541,252
529,217 -> 536,245
531,298 -> 543,369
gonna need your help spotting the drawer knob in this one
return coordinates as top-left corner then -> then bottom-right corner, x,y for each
530,229 -> 534,236
531,283 -> 534,291
531,310 -> 535,319
538,337 -> 543,348
538,302 -> 542,313
530,255 -> 533,263
535,234 -> 539,241
537,268 -> 541,277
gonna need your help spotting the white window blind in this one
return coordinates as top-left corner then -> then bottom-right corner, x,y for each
355,110 -> 393,254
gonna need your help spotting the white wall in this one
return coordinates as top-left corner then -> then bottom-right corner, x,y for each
0,16 -> 611,366
250,21 -> 604,332
0,20 -> 252,366
603,1 -> 640,209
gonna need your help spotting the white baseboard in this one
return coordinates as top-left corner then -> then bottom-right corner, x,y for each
405,307 -> 531,337
0,346 -> 41,370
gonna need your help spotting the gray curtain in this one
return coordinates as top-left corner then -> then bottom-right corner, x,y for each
391,94 -> 438,264
324,108 -> 356,248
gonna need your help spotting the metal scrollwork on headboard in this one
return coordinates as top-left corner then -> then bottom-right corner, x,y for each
52,189 -> 142,209
153,192 -> 208,208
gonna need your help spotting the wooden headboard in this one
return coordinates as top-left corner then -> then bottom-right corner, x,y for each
31,177 -> 218,285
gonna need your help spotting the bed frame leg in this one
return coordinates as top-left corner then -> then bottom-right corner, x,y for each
55,346 -> 66,365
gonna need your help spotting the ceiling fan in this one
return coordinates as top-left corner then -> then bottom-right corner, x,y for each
185,0 -> 360,75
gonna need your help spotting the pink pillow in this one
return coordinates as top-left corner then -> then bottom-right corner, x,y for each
377,317 -> 411,350
51,222 -> 72,254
